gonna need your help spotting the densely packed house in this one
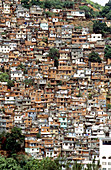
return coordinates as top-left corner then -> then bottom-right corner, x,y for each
0,0 -> 111,168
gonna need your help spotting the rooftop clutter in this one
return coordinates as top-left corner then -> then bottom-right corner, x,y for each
0,0 -> 111,167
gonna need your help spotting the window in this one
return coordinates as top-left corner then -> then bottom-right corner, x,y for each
102,162 -> 106,165
108,162 -> 111,165
103,141 -> 111,145
102,156 -> 106,159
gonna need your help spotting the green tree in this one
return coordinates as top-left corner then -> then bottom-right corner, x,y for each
49,48 -> 59,58
106,10 -> 111,20
0,155 -> 101,170
85,163 -> 92,170
7,80 -> 14,89
11,153 -> 28,169
88,51 -> 101,63
17,64 -> 25,70
21,0 -> 32,9
100,6 -> 110,18
23,158 -> 39,170
105,45 -> 111,59
93,20 -> 111,36
24,157 -> 62,170
88,93 -> 92,99
42,36 -> 48,43
44,0 -> 52,9
31,0 -> 40,6
63,1 -> 74,9
36,133 -> 41,139
106,104 -> 111,110
0,131 -> 6,150
39,157 -> 62,170
0,127 -> 25,155
17,63 -> 28,74
100,0 -> 111,19
0,73 -> 15,89
48,48 -> 60,67
24,78 -> 34,87
43,0 -> 63,9
21,0 -> 75,9
72,161 -> 83,170
80,6 -> 92,18
79,5 -> 98,18
86,0 -> 102,10
0,73 -> 9,82
85,159 -> 100,170
0,155 -> 21,170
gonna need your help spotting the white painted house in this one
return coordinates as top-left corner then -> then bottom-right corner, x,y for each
88,34 -> 102,42
99,137 -> 111,170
